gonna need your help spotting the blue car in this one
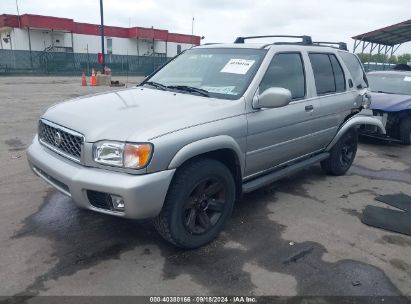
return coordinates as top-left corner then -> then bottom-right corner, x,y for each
360,70 -> 411,145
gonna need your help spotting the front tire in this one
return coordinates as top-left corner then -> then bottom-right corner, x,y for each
321,128 -> 358,176
399,117 -> 411,145
153,158 -> 236,249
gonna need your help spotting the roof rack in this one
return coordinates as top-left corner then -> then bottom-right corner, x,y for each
201,43 -> 222,46
233,36 -> 349,51
312,41 -> 348,51
234,35 -> 313,45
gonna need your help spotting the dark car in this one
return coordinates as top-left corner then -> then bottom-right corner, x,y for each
360,71 -> 411,145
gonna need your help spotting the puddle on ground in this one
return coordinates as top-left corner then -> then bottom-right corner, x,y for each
11,167 -> 406,298
378,235 -> 411,247
5,138 -> 26,151
340,208 -> 362,219
359,137 -> 411,167
349,165 -> 411,185
349,139 -> 411,185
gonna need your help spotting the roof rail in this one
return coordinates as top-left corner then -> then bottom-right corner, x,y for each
312,41 -> 348,51
234,35 -> 312,45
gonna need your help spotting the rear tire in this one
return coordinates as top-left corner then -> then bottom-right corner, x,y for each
399,117 -> 411,145
153,158 -> 236,249
321,128 -> 358,176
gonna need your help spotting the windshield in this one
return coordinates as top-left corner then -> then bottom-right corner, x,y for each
145,48 -> 267,100
368,73 -> 411,95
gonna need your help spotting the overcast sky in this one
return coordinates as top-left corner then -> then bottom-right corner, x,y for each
2,0 -> 410,54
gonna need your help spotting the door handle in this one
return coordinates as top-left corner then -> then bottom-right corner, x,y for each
305,105 -> 314,112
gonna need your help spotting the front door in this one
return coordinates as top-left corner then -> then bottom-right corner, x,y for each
245,52 -> 316,178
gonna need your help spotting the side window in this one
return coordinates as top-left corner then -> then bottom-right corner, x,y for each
329,55 -> 345,92
338,52 -> 368,89
259,53 -> 305,100
309,53 -> 335,95
309,53 -> 347,95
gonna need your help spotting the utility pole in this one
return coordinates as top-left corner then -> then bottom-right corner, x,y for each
100,0 -> 105,73
15,0 -> 21,28
191,17 -> 194,46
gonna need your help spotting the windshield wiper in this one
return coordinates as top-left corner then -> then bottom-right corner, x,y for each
167,85 -> 210,97
142,81 -> 168,91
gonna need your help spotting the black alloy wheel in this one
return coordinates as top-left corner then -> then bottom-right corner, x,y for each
339,135 -> 357,167
321,128 -> 358,176
183,178 -> 226,235
153,158 -> 236,249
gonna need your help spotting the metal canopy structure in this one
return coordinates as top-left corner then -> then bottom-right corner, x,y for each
352,19 -> 411,70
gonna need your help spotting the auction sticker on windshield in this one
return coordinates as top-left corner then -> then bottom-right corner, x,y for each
220,59 -> 255,75
201,86 -> 236,95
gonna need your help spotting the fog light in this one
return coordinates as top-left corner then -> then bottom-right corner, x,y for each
110,195 -> 125,211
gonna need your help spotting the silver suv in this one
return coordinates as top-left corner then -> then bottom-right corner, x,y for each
27,35 -> 385,248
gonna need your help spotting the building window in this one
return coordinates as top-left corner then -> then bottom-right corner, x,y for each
107,38 -> 113,54
177,44 -> 182,54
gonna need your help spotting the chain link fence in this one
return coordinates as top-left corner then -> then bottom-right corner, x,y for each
0,49 -> 170,76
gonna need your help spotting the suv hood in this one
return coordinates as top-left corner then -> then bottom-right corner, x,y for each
370,92 -> 411,112
42,87 -> 244,142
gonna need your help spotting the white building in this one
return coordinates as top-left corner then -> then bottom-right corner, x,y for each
0,14 -> 200,57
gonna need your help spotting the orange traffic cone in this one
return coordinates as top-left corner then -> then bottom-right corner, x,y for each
81,72 -> 87,86
91,68 -> 97,86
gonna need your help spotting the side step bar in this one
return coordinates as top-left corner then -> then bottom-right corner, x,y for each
242,152 -> 330,193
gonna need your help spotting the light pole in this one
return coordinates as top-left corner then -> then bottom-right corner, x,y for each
191,17 -> 194,46
15,0 -> 21,27
100,0 -> 105,73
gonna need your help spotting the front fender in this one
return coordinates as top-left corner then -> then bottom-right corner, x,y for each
168,135 -> 245,173
326,115 -> 386,151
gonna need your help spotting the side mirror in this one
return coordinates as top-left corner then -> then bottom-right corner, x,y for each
253,87 -> 292,109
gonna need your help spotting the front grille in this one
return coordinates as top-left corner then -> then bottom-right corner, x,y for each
38,120 -> 83,161
87,190 -> 113,210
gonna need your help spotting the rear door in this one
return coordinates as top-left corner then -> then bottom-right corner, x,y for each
245,52 -> 316,178
307,52 -> 355,150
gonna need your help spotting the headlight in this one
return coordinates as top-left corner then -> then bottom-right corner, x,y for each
93,141 -> 153,169
94,141 -> 124,167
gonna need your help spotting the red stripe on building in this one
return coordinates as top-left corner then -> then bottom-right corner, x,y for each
20,14 -> 75,31
0,13 -> 201,44
168,33 -> 200,44
0,14 -> 20,28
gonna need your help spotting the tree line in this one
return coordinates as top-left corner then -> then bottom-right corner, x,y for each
356,53 -> 411,64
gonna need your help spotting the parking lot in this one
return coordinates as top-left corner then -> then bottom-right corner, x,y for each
1,76 -> 411,297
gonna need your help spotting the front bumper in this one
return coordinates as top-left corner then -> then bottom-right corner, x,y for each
27,138 -> 175,219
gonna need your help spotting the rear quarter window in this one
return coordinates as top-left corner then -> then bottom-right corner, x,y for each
338,52 -> 368,89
